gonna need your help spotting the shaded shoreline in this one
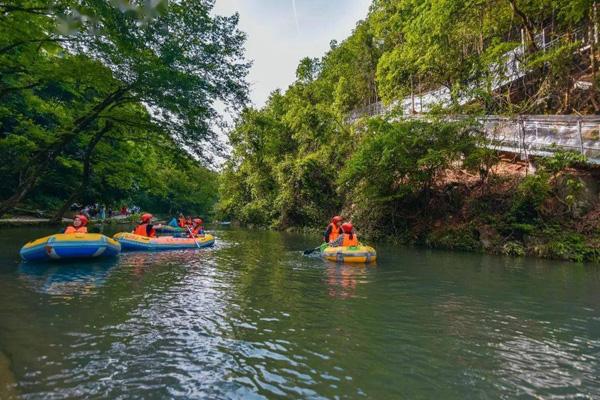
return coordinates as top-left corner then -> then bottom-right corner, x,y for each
0,350 -> 19,399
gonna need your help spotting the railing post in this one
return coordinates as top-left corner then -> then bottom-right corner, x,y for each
519,116 -> 529,164
578,117 -> 585,155
542,28 -> 546,51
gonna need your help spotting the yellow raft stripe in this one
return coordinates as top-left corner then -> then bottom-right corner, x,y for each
22,234 -> 118,249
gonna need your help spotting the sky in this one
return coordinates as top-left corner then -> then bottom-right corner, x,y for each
212,0 -> 372,107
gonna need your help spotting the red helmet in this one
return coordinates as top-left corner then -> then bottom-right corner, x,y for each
193,218 -> 203,225
332,216 -> 343,224
341,222 -> 353,233
75,215 -> 88,226
141,213 -> 153,223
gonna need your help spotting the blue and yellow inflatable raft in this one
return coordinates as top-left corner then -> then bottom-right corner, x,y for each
20,233 -> 121,262
321,244 -> 377,263
114,232 -> 215,251
154,225 -> 185,235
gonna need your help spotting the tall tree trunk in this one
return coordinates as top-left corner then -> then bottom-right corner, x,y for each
508,0 -> 538,52
0,86 -> 130,216
50,123 -> 114,224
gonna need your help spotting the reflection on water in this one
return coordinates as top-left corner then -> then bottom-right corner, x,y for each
326,263 -> 371,299
0,227 -> 599,399
19,260 -> 118,297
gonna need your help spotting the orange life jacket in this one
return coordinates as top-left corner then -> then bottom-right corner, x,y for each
342,233 -> 359,247
190,225 -> 204,236
328,223 -> 343,242
134,223 -> 156,237
64,226 -> 87,234
178,218 -> 186,228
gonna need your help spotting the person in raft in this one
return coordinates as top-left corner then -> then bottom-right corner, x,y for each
177,213 -> 187,228
323,215 -> 344,243
134,213 -> 157,238
328,223 -> 359,247
188,218 -> 205,237
64,215 -> 88,234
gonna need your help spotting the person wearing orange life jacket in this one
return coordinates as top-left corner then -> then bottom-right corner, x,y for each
134,213 -> 157,238
64,215 -> 88,234
323,216 -> 343,243
329,222 -> 359,247
188,218 -> 205,237
177,213 -> 186,228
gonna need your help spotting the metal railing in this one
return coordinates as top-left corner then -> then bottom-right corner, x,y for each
387,114 -> 600,164
479,115 -> 600,163
347,25 -> 594,124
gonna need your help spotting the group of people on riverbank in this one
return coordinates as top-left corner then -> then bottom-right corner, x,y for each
70,203 -> 141,220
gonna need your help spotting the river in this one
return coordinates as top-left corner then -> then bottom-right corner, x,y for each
0,226 -> 599,399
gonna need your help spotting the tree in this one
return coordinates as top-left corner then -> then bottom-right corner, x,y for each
0,0 -> 249,215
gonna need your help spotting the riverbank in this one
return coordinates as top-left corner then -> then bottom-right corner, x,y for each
349,157 -> 600,263
269,157 -> 600,264
0,214 -> 135,227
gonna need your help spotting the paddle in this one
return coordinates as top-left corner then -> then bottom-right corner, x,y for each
303,243 -> 325,255
185,225 -> 201,249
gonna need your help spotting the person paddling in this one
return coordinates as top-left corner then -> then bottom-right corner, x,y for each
329,223 -> 359,247
64,215 -> 88,234
188,218 -> 205,237
323,216 -> 343,243
134,213 -> 157,238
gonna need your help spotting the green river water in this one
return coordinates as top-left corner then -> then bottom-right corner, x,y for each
0,226 -> 599,399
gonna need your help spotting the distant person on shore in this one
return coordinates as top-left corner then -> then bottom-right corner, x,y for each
189,218 -> 205,237
64,215 -> 88,234
323,216 -> 344,243
99,205 -> 106,220
134,213 -> 157,237
328,223 -> 359,247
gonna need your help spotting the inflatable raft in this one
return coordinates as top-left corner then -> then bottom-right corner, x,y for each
321,244 -> 377,263
114,232 -> 215,251
20,233 -> 121,262
154,225 -> 185,234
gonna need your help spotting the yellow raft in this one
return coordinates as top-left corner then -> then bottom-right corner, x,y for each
20,233 -> 121,261
321,244 -> 377,263
114,232 -> 215,251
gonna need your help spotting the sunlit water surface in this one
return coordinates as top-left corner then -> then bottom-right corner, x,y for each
0,226 -> 599,399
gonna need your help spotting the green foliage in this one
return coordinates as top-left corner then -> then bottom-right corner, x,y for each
427,225 -> 482,252
463,147 -> 500,185
0,0 -> 247,216
340,119 -> 477,200
537,148 -> 587,177
502,241 -> 526,257
510,174 -> 552,222
211,0 -> 598,265
541,227 -> 600,263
